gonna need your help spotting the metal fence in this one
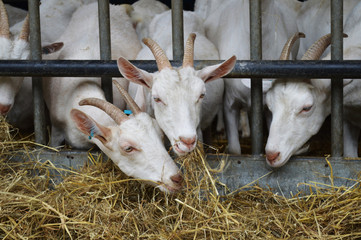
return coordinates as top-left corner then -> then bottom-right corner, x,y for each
4,0 -> 361,195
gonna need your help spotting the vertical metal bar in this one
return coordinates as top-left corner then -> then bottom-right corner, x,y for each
171,0 -> 184,61
29,0 -> 46,144
331,0 -> 343,158
249,0 -> 263,156
98,0 -> 112,103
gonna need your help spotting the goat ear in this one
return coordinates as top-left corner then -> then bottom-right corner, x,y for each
70,109 -> 112,145
117,57 -> 153,88
42,42 -> 64,54
197,55 -> 236,83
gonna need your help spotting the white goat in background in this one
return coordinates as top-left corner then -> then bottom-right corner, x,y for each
129,0 -> 169,42
0,1 -> 63,130
0,0 -> 94,130
295,0 -> 359,59
11,0 -> 97,43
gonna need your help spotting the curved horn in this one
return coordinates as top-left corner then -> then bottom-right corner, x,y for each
301,33 -> 348,60
142,37 -> 172,71
0,0 -> 10,39
279,32 -> 305,60
182,33 -> 196,68
79,98 -> 127,125
113,79 -> 141,115
18,15 -> 30,41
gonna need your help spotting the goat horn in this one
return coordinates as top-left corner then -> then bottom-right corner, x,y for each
142,37 -> 172,71
18,15 -> 30,41
79,98 -> 127,125
279,32 -> 305,60
182,33 -> 196,68
0,0 -> 10,39
113,79 -> 141,115
301,33 -> 348,60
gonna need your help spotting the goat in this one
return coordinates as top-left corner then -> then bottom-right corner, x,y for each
0,1 -> 63,130
11,0 -> 97,43
197,0 -> 299,155
264,12 -> 361,167
129,0 -> 169,42
118,17 -> 236,156
70,80 -> 183,193
294,0 -> 359,59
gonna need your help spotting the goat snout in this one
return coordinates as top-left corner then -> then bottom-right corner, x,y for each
266,151 -> 280,164
179,136 -> 196,149
0,104 -> 11,115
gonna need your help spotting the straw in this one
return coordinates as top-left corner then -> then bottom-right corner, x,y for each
1,116 -> 361,239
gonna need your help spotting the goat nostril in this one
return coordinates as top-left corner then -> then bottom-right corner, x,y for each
170,173 -> 183,185
266,151 -> 280,163
0,104 -> 11,115
179,136 -> 196,146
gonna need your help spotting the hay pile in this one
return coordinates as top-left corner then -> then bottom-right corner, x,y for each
1,117 -> 361,239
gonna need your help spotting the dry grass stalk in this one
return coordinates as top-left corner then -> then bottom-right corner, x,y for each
1,118 -> 361,239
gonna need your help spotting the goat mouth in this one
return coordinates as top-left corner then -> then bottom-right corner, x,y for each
157,181 -> 182,193
174,144 -> 187,155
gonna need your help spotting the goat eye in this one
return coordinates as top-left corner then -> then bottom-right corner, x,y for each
301,105 -> 312,112
199,93 -> 205,99
153,97 -> 162,103
124,146 -> 134,153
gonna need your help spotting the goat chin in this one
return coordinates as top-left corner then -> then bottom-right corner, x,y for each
294,144 -> 310,156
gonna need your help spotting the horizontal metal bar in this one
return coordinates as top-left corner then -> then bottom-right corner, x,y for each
1,60 -> 361,78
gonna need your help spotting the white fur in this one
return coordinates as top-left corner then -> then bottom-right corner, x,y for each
295,0 -> 359,59
130,0 -> 169,41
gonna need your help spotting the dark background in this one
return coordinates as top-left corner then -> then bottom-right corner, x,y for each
4,0 -> 195,11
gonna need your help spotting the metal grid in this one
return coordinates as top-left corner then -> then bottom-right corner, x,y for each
4,0 -> 361,195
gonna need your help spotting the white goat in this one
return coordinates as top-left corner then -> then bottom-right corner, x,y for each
0,0 -> 93,129
265,5 -> 361,167
11,0 -> 97,43
120,10 -> 236,156
129,0 -> 169,41
43,2 -> 181,192
0,1 -> 63,130
198,0 -> 299,155
295,0 -> 360,59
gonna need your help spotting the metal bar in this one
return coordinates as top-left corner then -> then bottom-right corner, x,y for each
2,60 -> 361,78
98,0 -> 112,103
249,0 -> 263,156
331,0 -> 343,158
28,0 -> 46,145
171,0 -> 184,60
